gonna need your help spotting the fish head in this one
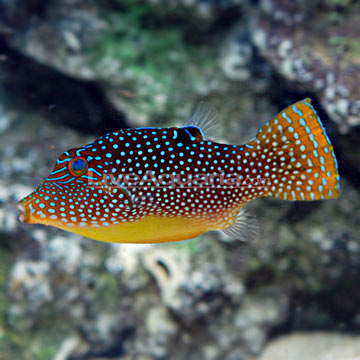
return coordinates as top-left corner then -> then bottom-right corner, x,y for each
18,144 -> 128,228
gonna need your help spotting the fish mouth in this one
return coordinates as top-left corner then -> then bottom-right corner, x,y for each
18,196 -> 53,226
18,201 -> 29,223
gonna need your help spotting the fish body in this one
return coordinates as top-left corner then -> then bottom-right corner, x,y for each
19,99 -> 340,243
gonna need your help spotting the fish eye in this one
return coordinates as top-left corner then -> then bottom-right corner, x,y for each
69,157 -> 88,176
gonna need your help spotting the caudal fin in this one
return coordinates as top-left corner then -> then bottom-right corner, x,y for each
247,98 -> 340,201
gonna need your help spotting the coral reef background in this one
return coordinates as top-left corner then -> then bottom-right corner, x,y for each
0,0 -> 359,359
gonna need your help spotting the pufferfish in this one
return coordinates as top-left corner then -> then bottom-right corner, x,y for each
18,99 -> 340,243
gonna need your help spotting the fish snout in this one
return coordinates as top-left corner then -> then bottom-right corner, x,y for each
18,200 -> 30,223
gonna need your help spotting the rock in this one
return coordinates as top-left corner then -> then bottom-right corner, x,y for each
0,42 -> 126,133
139,0 -> 251,28
0,0 -> 261,129
233,294 -> 289,354
142,241 -> 245,323
53,337 -> 85,360
142,246 -> 191,311
259,332 -> 360,360
0,0 -> 107,80
252,0 -> 360,132
143,306 -> 178,359
7,259 -> 53,329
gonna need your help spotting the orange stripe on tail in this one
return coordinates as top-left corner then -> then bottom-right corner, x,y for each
247,98 -> 340,201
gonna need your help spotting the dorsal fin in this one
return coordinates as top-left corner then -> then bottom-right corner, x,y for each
221,206 -> 260,242
183,102 -> 222,141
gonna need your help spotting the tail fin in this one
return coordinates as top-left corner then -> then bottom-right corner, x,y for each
247,98 -> 340,201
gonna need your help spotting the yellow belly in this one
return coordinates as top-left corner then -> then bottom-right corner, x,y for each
53,215 -> 210,243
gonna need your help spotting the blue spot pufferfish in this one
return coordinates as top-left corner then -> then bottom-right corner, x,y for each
18,99 -> 340,243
